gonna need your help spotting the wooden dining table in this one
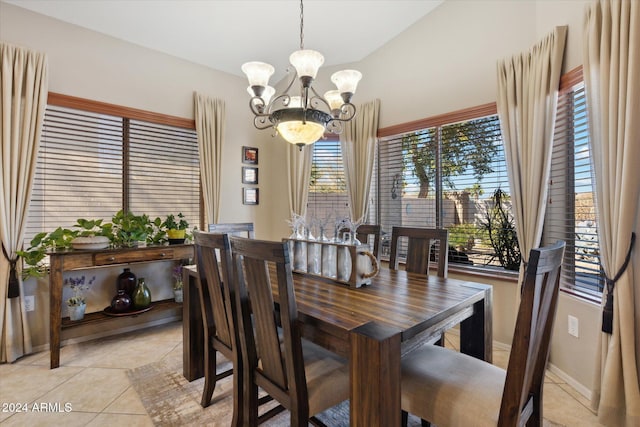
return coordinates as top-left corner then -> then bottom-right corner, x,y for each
183,265 -> 492,427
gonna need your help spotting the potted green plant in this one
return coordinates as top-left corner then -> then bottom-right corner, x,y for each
65,274 -> 96,321
17,227 -> 77,279
110,210 -> 152,248
162,213 -> 189,244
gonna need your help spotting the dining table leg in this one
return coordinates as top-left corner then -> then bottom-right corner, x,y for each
460,286 -> 493,363
183,267 -> 204,380
350,321 -> 402,427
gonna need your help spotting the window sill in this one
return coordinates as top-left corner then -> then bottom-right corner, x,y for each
448,264 -> 519,283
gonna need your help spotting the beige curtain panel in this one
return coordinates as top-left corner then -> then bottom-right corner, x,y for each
496,26 -> 567,284
194,93 -> 225,226
340,99 -> 380,224
0,42 -> 48,362
286,144 -> 313,218
584,1 -> 640,425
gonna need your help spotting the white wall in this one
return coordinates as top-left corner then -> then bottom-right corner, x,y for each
1,0 -> 601,396
344,0 -> 599,394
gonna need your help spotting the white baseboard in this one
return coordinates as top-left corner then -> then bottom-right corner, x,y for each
547,362 -> 593,401
446,328 -> 592,401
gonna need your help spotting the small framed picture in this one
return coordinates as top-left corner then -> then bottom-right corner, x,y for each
243,187 -> 259,205
242,146 -> 258,164
242,166 -> 258,184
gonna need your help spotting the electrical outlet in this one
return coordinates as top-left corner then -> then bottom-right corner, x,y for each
24,295 -> 35,312
568,315 -> 579,338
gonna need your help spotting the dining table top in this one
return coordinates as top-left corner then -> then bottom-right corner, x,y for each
271,265 -> 492,358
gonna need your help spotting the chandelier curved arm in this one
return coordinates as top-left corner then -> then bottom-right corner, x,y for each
248,97 -> 270,116
325,119 -> 344,134
331,102 -> 357,122
252,114 -> 274,130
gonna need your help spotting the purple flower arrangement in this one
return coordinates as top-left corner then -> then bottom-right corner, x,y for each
64,275 -> 96,306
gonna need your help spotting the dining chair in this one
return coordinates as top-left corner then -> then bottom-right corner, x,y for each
400,240 -> 566,427
389,226 -> 449,277
193,231 -> 242,420
208,222 -> 255,238
230,236 -> 350,426
355,223 -> 382,260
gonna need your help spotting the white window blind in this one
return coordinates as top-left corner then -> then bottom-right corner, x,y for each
546,82 -> 603,299
25,103 -> 199,245
128,120 -> 199,228
306,139 -> 350,237
26,106 -> 123,242
375,114 -> 513,269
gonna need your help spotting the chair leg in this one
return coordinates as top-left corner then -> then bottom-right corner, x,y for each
200,342 -> 216,407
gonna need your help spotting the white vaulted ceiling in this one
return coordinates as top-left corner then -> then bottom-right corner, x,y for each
3,0 -> 444,81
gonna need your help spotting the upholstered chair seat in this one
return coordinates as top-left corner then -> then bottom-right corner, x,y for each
402,344 -> 505,426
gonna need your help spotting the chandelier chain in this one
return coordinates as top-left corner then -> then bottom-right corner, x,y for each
299,0 -> 304,50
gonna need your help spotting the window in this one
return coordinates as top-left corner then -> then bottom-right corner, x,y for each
375,106 -> 512,270
545,71 -> 603,300
306,138 -> 351,238
25,95 -> 199,245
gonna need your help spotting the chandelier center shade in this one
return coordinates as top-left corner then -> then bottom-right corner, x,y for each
242,0 -> 362,148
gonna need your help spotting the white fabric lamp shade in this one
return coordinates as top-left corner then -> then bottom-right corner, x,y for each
289,49 -> 324,79
331,69 -> 362,94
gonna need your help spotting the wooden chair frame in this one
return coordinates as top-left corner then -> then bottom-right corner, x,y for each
231,236 -> 347,426
208,222 -> 255,238
389,226 -> 449,277
193,231 -> 240,421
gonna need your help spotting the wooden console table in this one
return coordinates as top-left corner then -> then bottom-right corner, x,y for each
48,244 -> 194,369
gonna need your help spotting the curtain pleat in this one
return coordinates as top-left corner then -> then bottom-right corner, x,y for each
194,93 -> 225,226
287,144 -> 313,218
340,99 -> 380,224
496,26 -> 567,286
0,42 -> 48,362
584,1 -> 640,425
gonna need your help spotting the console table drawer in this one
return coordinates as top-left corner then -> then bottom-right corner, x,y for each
94,248 -> 174,265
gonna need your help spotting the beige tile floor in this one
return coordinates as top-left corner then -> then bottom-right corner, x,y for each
0,321 -> 604,426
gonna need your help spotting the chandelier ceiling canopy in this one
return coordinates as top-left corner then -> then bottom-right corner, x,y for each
242,0 -> 362,148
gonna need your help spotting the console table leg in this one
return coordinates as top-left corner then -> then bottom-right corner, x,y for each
49,255 -> 64,369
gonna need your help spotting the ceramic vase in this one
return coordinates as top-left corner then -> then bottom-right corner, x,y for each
111,289 -> 132,312
117,268 -> 137,298
132,278 -> 151,309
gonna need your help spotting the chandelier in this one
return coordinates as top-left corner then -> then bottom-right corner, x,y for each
242,0 -> 362,148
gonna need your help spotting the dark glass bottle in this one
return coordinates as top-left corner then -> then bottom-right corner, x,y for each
117,268 -> 136,297
132,277 -> 151,309
111,289 -> 131,312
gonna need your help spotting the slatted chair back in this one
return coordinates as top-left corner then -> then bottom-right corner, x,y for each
355,224 -> 382,259
231,236 -> 350,426
399,241 -> 565,427
389,226 -> 449,277
193,230 -> 239,414
208,222 -> 255,238
231,236 -> 309,424
499,240 -> 566,425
